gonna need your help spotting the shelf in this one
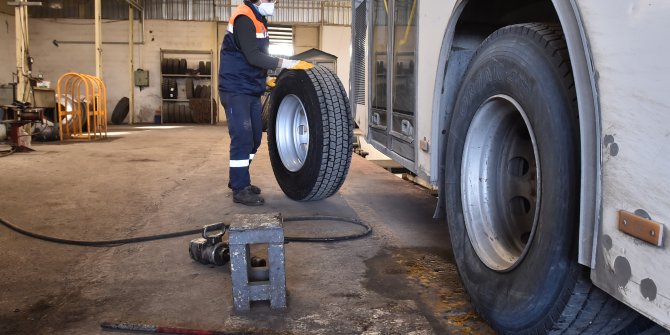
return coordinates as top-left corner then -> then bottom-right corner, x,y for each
161,49 -> 212,55
160,48 -> 215,125
162,74 -> 211,78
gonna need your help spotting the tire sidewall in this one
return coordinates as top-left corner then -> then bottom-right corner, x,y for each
268,70 -> 324,200
445,32 -> 580,331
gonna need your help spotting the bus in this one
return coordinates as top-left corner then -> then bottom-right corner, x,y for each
349,0 -> 670,333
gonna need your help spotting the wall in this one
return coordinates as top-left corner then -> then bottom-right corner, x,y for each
0,12 -> 15,86
294,26 -> 319,54
321,25 -> 351,98
28,18 -> 218,123
24,18 -> 351,123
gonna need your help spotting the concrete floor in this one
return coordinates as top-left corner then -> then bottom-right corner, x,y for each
0,125 -> 494,335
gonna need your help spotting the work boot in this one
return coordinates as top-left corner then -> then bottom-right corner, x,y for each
228,181 -> 261,194
233,186 -> 265,206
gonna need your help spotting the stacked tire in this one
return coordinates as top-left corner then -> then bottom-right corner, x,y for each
162,104 -> 193,123
189,99 -> 217,124
161,58 -> 188,75
197,61 -> 212,75
162,79 -> 178,99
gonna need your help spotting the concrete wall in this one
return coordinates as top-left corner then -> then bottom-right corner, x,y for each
294,26 -> 319,54
0,12 -> 16,86
28,19 -> 218,123
321,25 -> 351,98
21,19 -> 351,123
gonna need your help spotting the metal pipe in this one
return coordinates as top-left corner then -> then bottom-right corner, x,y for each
125,0 -> 143,11
100,321 -> 253,335
140,0 -> 145,67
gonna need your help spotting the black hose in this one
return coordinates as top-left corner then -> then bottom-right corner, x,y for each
0,215 -> 371,247
283,215 -> 372,242
0,148 -> 15,157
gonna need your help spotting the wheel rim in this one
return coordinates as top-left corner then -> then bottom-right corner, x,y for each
461,95 -> 541,272
276,94 -> 309,172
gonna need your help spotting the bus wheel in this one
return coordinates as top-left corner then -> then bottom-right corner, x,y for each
445,23 -> 639,334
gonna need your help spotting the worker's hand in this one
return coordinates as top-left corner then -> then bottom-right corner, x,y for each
290,60 -> 315,70
266,78 -> 276,88
280,59 -> 315,70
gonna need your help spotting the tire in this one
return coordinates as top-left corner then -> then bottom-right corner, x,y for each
168,79 -> 178,99
180,59 -> 187,74
267,65 -> 353,201
166,105 -> 171,123
79,101 -> 88,131
171,58 -> 179,75
203,85 -> 211,99
261,91 -> 271,132
169,104 -> 174,123
205,61 -> 211,75
164,104 -> 170,123
161,58 -> 168,74
444,23 -> 639,334
161,79 -> 168,99
111,97 -> 129,125
185,78 -> 194,99
166,58 -> 173,74
198,61 -> 205,75
185,106 -> 193,123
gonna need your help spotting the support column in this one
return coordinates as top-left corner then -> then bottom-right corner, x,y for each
95,0 -> 103,79
128,5 -> 134,124
14,0 -> 27,102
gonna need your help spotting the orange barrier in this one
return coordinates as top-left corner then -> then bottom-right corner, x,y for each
56,73 -> 107,141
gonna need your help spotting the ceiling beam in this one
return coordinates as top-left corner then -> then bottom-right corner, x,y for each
125,0 -> 142,11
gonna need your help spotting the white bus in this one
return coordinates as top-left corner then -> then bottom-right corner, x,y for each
349,0 -> 670,333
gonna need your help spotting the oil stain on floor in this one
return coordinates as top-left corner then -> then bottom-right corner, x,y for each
365,247 -> 495,335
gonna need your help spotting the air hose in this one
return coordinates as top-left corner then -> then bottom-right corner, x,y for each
0,215 -> 371,248
0,148 -> 15,157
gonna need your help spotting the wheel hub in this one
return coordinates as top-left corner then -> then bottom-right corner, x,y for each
276,94 -> 309,172
461,95 -> 541,271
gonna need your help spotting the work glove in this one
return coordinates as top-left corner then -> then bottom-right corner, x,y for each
281,59 -> 315,70
266,78 -> 276,88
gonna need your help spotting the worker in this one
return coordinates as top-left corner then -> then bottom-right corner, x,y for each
219,0 -> 313,206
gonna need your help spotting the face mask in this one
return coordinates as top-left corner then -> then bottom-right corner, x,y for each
257,3 -> 275,17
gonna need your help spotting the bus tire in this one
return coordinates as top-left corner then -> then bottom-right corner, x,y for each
445,23 -> 640,334
267,66 -> 353,201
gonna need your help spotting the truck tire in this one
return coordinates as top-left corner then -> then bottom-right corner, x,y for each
261,91 -> 271,132
444,23 -> 640,334
267,66 -> 353,201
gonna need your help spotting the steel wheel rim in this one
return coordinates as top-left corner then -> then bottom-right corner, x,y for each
276,94 -> 309,172
461,95 -> 541,272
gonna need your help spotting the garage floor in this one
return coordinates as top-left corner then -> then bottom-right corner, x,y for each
0,125 -> 494,335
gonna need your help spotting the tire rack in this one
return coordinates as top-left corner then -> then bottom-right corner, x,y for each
56,73 -> 108,142
160,49 -> 215,124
